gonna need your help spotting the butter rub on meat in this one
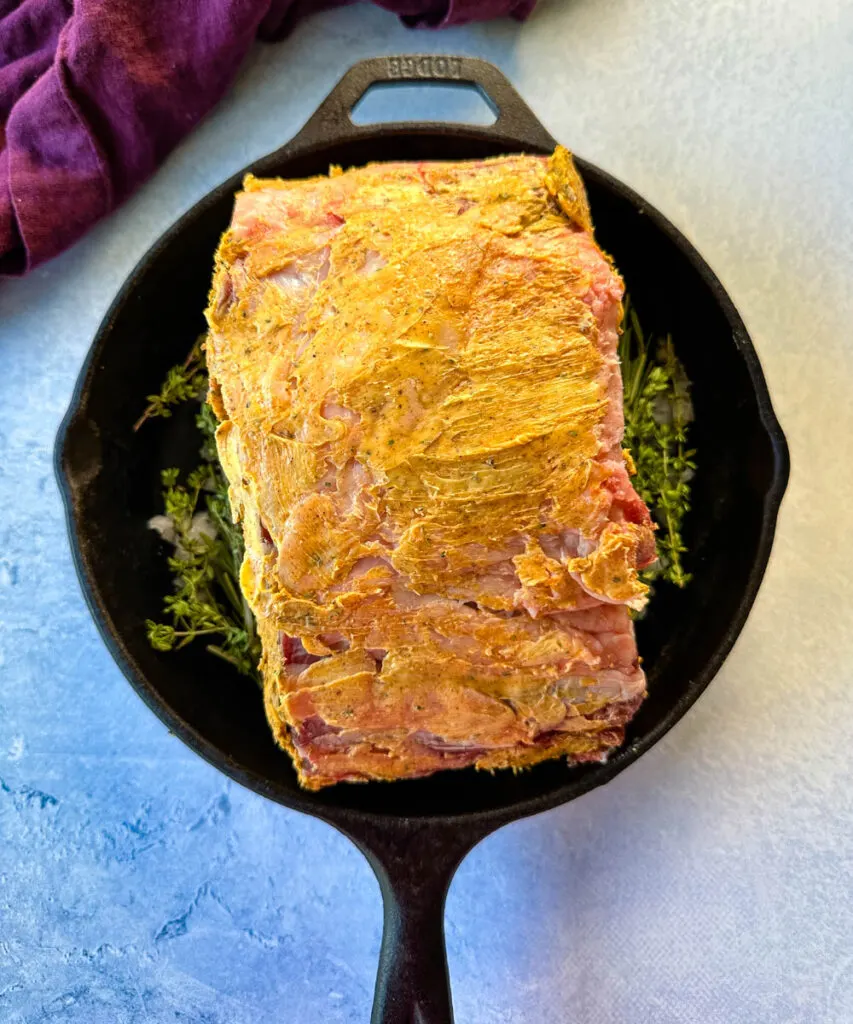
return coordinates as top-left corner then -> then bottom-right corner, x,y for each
205,147 -> 657,789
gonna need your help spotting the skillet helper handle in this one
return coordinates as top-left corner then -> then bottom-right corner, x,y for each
289,54 -> 556,152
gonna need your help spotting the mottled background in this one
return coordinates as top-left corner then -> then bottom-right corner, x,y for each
1,1 -> 852,1021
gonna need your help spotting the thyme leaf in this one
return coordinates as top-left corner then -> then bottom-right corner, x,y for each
619,297 -> 696,587
141,344 -> 261,682
133,334 -> 208,431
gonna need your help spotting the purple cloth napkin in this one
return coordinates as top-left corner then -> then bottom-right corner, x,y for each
0,0 -> 534,275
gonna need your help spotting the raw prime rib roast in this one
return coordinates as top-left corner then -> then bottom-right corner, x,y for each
204,146 -> 657,789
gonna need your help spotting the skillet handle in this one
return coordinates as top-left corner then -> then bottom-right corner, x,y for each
288,55 -> 556,152
373,859 -> 454,1024
352,820 -> 495,1024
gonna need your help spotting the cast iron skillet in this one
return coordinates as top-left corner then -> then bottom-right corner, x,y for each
56,56 -> 789,1023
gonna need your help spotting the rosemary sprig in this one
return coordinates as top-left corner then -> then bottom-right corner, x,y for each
133,334 -> 207,432
619,299 -> 696,587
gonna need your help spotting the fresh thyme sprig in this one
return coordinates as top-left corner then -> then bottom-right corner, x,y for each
145,462 -> 261,678
140,339 -> 261,681
619,299 -> 696,587
133,334 -> 208,432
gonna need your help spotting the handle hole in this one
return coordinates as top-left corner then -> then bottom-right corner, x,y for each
351,82 -> 497,127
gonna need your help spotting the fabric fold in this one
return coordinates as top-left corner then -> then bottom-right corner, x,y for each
0,0 -> 535,276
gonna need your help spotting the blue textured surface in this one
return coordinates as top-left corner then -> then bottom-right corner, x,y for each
2,2 -> 852,1020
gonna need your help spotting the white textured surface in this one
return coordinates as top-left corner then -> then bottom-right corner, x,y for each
1,1 -> 852,1021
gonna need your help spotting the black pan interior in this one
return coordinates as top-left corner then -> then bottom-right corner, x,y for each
58,130 -> 787,825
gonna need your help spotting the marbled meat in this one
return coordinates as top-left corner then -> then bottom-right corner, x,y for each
204,146 -> 657,789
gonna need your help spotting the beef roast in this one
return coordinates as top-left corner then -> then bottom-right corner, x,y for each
205,148 -> 656,789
